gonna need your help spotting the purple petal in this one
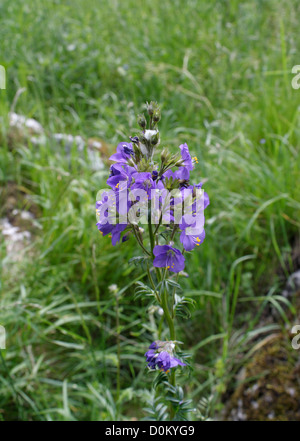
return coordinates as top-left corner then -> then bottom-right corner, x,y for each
180,230 -> 195,251
170,356 -> 186,368
153,245 -> 171,256
153,253 -> 168,268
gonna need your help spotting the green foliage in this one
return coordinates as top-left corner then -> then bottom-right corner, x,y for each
174,294 -> 196,319
134,281 -> 156,300
143,396 -> 169,421
0,0 -> 300,421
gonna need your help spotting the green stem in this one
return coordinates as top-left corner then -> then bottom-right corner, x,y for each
132,226 -> 151,256
158,314 -> 164,339
170,224 -> 178,240
148,218 -> 155,258
161,288 -> 176,342
159,270 -> 177,419
147,264 -> 161,303
147,214 -> 179,419
153,212 -> 162,235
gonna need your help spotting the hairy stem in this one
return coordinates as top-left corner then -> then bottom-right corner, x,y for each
148,218 -> 155,258
159,269 -> 177,419
147,263 -> 161,303
148,219 -> 178,419
132,226 -> 151,256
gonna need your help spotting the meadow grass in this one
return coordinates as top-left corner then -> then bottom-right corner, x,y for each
0,0 -> 300,420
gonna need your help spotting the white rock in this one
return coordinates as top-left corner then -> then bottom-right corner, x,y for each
52,133 -> 85,150
9,112 -> 44,134
0,218 -> 31,262
87,149 -> 104,170
89,140 -> 103,149
20,211 -> 35,221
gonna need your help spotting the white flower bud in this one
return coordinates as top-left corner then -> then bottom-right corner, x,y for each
144,129 -> 158,141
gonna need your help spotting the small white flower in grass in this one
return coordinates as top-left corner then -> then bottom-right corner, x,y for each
108,284 -> 118,294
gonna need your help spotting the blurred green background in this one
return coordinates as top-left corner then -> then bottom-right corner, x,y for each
0,0 -> 300,421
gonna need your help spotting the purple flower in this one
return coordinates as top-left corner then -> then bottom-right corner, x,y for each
129,136 -> 139,144
178,182 -> 208,251
156,351 -> 186,371
179,143 -> 193,171
179,183 -> 209,225
149,341 -> 159,349
145,349 -> 156,359
191,183 -> 210,209
179,224 -> 205,251
163,167 -> 190,181
153,245 -> 185,273
145,341 -> 186,372
107,165 -> 134,190
122,231 -> 131,243
109,163 -> 128,177
96,221 -> 114,237
131,172 -> 155,198
152,170 -> 159,181
96,190 -> 117,226
110,223 -> 127,246
149,184 -> 174,225
96,222 -> 127,246
96,190 -> 128,245
109,142 -> 134,164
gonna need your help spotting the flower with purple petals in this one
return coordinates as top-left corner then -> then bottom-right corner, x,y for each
95,103 -> 210,410
109,142 -> 135,164
179,222 -> 206,251
179,143 -> 193,171
191,183 -> 210,210
96,221 -> 127,246
145,341 -> 186,372
163,166 -> 190,181
110,223 -> 128,246
153,245 -> 185,273
131,172 -> 155,198
107,164 -> 134,190
152,170 -> 159,181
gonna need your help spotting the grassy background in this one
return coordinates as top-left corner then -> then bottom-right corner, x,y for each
0,0 -> 300,420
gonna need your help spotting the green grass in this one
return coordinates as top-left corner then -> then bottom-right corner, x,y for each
0,0 -> 300,420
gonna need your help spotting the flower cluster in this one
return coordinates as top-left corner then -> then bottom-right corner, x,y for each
95,103 -> 210,405
95,101 -> 209,275
145,341 -> 186,373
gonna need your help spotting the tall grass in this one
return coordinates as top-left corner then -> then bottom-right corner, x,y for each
0,0 -> 299,420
